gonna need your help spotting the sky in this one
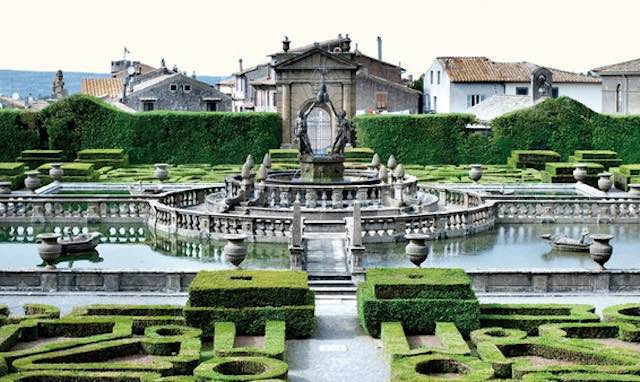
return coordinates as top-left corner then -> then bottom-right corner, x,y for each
2,0 -> 638,77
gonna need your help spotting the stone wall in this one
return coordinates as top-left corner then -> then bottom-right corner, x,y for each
3,269 -> 639,294
601,75 -> 640,114
356,71 -> 419,114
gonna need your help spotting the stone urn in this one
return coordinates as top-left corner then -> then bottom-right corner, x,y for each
405,233 -> 430,267
378,165 -> 388,183
223,234 -> 248,268
597,172 -> 613,193
628,184 -> 640,196
261,153 -> 272,171
36,233 -> 62,269
573,164 -> 588,183
256,164 -> 268,183
370,153 -> 381,170
154,164 -> 169,182
589,234 -> 614,270
49,163 -> 64,182
469,164 -> 483,183
245,155 -> 255,170
387,155 -> 397,171
394,164 -> 406,181
24,171 -> 41,192
0,182 -> 11,194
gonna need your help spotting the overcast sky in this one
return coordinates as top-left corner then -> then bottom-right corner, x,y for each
2,0 -> 637,77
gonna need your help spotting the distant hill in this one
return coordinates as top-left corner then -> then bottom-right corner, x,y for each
0,69 -> 227,100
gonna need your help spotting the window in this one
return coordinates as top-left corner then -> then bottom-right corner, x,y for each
466,94 -> 486,108
272,92 -> 277,107
375,92 -> 388,110
433,96 -> 437,112
205,101 -> 217,111
183,84 -> 192,93
142,101 -> 155,111
430,71 -> 434,85
551,87 -> 559,98
169,83 -> 177,92
516,87 -> 528,95
616,83 -> 623,113
437,71 -> 441,85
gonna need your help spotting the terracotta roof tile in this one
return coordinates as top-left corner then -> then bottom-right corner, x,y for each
438,57 -> 600,84
592,58 -> 640,75
81,78 -> 122,99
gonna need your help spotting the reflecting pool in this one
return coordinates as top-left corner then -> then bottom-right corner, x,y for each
0,223 -> 638,271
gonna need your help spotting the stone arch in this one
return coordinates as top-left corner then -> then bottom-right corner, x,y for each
299,99 -> 335,154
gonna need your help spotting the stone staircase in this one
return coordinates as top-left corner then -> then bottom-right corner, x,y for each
303,234 -> 356,296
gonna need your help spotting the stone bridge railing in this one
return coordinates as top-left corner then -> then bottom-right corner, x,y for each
495,199 -> 640,224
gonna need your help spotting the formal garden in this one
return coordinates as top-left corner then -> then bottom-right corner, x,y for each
2,94 -> 640,380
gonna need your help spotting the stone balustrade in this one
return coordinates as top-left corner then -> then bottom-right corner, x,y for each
495,199 -> 640,223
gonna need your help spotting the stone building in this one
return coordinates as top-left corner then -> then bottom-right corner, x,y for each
82,60 -> 231,112
591,58 -> 640,114
262,35 -> 419,148
424,57 -> 601,113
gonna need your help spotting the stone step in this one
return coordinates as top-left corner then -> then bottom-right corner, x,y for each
310,286 -> 357,295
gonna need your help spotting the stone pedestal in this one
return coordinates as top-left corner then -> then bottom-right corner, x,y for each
299,154 -> 344,183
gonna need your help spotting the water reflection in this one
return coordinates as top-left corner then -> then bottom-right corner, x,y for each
363,224 -> 640,270
0,223 -> 638,271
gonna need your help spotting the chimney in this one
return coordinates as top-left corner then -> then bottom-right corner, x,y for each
282,36 -> 290,53
238,58 -> 243,72
377,36 -> 382,60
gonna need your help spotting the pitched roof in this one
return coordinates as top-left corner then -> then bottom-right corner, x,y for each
112,63 -> 156,79
81,78 -> 122,99
591,58 -> 640,75
469,95 -> 537,121
437,57 -> 600,84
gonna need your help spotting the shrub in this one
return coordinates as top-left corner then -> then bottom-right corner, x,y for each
40,95 -> 280,164
0,111 -> 41,162
358,268 -> 480,338
479,304 -> 599,335
68,305 -> 185,334
603,303 -> 640,326
355,113 -> 477,165
389,354 -> 494,382
187,270 -> 312,308
538,322 -> 640,342
193,356 -> 288,381
213,321 -> 286,360
0,371 -> 161,381
381,321 -> 470,361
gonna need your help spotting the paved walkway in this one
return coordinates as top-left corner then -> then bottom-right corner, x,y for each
2,293 -> 640,381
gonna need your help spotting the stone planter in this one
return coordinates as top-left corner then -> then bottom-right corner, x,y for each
49,163 -> 64,182
573,164 -> 588,183
405,233 -> 430,267
589,234 -> 614,270
628,184 -> 640,195
469,164 -> 483,183
0,182 -> 11,194
154,164 -> 169,182
36,233 -> 62,269
223,234 -> 248,268
24,171 -> 41,192
597,172 -> 612,193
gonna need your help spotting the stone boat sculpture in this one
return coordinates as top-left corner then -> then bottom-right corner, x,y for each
540,229 -> 590,252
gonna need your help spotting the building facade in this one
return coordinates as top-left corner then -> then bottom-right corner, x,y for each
591,58 -> 640,114
82,60 -> 232,112
424,57 -> 601,113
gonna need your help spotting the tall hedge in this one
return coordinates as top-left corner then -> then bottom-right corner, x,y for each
39,95 -> 281,164
491,97 -> 597,161
0,110 -> 41,161
355,113 -> 478,165
356,97 -> 640,165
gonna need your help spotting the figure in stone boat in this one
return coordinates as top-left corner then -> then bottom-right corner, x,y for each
331,110 -> 351,155
540,228 -> 590,252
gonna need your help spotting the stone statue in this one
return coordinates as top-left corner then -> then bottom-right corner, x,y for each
52,70 -> 66,99
531,67 -> 553,102
331,111 -> 351,155
295,111 -> 313,156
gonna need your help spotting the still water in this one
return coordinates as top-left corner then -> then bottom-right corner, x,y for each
0,223 -> 637,271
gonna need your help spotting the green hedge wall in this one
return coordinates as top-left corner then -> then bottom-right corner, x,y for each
38,95 -> 281,164
356,97 -> 640,165
0,111 -> 41,162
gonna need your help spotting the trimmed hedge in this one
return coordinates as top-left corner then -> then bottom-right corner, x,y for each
389,353 -> 494,382
381,321 -> 470,361
358,268 -> 480,338
0,371 -> 161,381
187,270 -> 312,308
0,111 -> 41,162
67,305 -> 185,334
213,321 -> 286,360
38,95 -> 280,164
603,303 -> 640,326
480,304 -> 600,335
193,356 -> 288,381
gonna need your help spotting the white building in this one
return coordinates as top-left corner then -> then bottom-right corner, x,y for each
423,57 -> 602,114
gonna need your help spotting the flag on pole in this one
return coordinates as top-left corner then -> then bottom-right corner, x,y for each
123,46 -> 131,59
